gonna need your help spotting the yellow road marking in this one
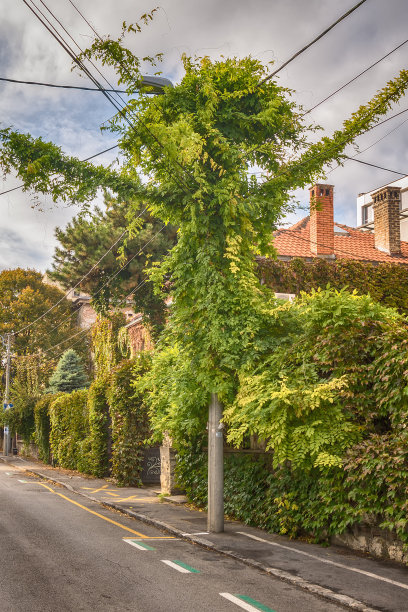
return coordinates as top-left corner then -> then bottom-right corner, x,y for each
114,495 -> 157,503
123,537 -> 176,540
81,486 -> 119,493
103,492 -> 120,497
38,482 -> 148,538
89,484 -> 109,493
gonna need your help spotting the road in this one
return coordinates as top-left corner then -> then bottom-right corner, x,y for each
0,463 -> 347,612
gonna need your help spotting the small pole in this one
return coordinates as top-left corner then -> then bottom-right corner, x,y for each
207,392 -> 224,533
3,334 -> 11,456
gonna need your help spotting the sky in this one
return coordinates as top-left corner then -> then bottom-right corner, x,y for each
1,0 -> 408,272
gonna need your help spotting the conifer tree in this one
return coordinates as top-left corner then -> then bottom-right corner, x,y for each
48,349 -> 88,394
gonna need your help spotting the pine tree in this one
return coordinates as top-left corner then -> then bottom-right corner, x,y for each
48,349 -> 88,394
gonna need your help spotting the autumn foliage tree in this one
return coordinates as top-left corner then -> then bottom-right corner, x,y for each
0,268 -> 77,356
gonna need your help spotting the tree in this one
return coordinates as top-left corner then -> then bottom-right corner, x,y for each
1,16 -> 408,433
48,349 -> 88,393
49,196 -> 177,338
0,268 -> 78,355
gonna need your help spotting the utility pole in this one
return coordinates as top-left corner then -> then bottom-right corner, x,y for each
2,334 -> 11,456
207,392 -> 224,533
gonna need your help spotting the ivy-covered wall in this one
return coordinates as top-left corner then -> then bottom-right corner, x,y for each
258,257 -> 408,312
49,389 -> 90,472
109,355 -> 151,486
40,353 -> 151,484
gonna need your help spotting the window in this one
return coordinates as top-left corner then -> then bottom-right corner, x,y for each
362,205 -> 370,225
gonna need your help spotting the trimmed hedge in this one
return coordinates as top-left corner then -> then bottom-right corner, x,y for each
87,377 -> 110,477
49,389 -> 90,471
34,393 -> 61,463
109,356 -> 151,486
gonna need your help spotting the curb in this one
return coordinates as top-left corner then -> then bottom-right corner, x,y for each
21,464 -> 379,612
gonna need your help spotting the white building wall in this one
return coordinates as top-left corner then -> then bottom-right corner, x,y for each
356,175 -> 408,231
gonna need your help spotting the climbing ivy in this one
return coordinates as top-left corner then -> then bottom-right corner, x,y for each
49,389 -> 90,472
34,393 -> 61,463
87,377 -> 110,477
259,257 -> 408,313
109,355 -> 151,486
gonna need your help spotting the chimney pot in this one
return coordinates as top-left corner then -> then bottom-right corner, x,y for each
372,186 -> 401,255
309,183 -> 334,257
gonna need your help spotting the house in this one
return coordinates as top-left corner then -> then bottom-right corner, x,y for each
272,183 -> 408,264
357,175 -> 408,239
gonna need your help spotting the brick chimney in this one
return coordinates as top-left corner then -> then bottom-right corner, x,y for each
372,186 -> 401,255
309,184 -> 334,257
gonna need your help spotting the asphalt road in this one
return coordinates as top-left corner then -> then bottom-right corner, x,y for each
0,463 -> 347,612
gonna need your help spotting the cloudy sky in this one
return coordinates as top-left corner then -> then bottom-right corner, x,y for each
1,0 -> 407,271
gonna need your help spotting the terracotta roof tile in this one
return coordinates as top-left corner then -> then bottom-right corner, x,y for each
273,217 -> 408,264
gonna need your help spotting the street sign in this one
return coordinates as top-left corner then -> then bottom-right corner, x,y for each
4,426 -> 9,434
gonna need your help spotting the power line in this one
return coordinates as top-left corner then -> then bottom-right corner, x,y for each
304,38 -> 408,115
344,156 -> 407,176
66,0 -> 199,193
259,0 -> 368,84
12,206 -> 148,336
91,226 -> 166,300
44,249 -> 160,357
0,144 -> 119,197
23,0 -> 195,197
0,76 -> 126,92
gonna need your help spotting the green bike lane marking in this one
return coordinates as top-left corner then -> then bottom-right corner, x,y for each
220,593 -> 276,611
161,560 -> 200,573
124,539 -> 156,551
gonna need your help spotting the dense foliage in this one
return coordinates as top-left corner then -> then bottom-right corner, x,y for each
34,393 -> 61,463
49,197 -> 176,336
47,349 -> 89,394
0,268 -> 75,356
109,355 -> 151,486
87,377 -> 110,477
4,354 -> 54,444
173,288 -> 408,550
259,257 -> 408,313
49,389 -> 90,472
91,314 -> 128,377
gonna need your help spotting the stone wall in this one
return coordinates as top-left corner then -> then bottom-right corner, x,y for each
127,318 -> 154,354
331,523 -> 408,564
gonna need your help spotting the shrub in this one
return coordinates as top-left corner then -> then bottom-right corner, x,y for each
49,389 -> 90,470
109,355 -> 151,486
87,377 -> 110,477
34,393 -> 61,463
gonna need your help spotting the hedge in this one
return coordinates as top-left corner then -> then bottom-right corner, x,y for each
49,389 -> 90,472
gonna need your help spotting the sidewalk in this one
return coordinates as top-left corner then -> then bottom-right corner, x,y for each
2,454 -> 408,612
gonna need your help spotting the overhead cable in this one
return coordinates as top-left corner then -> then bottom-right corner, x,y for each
12,206 -> 148,335
304,38 -> 408,115
0,76 -> 126,92
259,0 -> 368,84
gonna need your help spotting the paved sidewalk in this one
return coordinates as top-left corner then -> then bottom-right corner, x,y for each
2,455 -> 408,612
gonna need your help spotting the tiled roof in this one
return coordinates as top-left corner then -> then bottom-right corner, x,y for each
273,217 -> 408,264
